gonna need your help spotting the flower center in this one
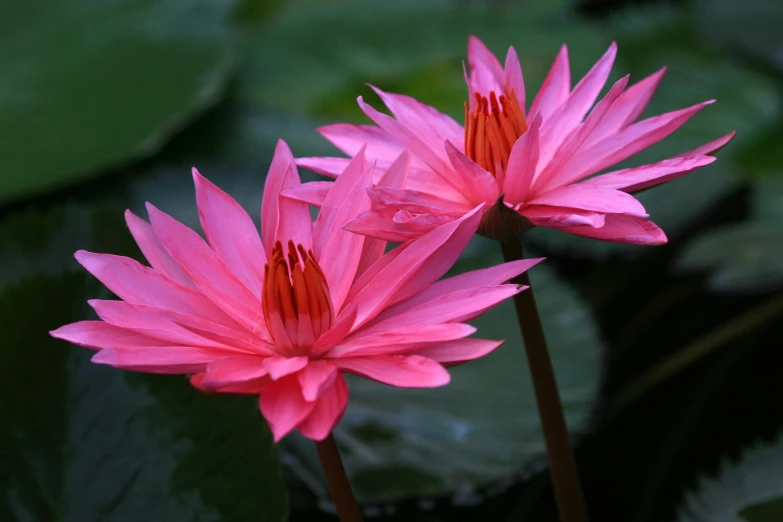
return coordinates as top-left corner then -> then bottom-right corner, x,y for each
464,89 -> 528,179
262,241 -> 333,355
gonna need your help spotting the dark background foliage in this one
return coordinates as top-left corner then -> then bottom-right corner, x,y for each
1,0 -> 782,521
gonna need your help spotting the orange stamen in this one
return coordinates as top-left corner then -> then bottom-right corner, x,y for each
464,88 -> 529,179
262,241 -> 333,355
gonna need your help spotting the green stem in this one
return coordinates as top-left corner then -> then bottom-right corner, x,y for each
314,433 -> 364,522
500,237 -> 589,522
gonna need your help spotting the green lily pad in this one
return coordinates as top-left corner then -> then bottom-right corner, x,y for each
527,6 -> 780,257
695,0 -> 783,73
283,240 -> 603,503
677,431 -> 783,522
0,273 -> 289,522
0,0 -> 236,205
677,179 -> 783,293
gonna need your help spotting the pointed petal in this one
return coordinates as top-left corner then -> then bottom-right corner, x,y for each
334,355 -> 450,388
503,113 -> 542,204
529,45 -> 570,119
147,204 -> 266,335
259,374 -> 316,442
413,338 -> 504,366
468,35 -> 505,88
190,372 -> 266,394
295,156 -> 353,178
297,360 -> 338,402
282,181 -> 333,207
297,373 -> 349,441
504,46 -> 526,112
261,140 -> 313,250
368,186 -> 471,215
344,208 -> 450,243
51,321 -> 168,350
91,347 -> 229,374
580,155 -> 716,193
555,213 -> 667,245
317,123 -> 418,165
202,355 -> 268,387
193,168 -> 265,295
679,131 -> 736,157
329,323 -> 477,358
263,356 -> 309,380
521,206 -> 606,228
125,210 -> 195,289
74,251 -> 241,329
528,185 -> 648,217
341,206 -> 483,328
444,141 -> 501,203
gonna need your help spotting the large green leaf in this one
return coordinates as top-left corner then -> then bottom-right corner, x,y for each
677,431 -> 783,522
526,6 -> 780,257
0,0 -> 236,205
0,273 -> 289,522
695,0 -> 783,74
283,240 -> 603,503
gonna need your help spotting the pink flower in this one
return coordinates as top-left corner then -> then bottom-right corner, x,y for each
50,140 -> 541,442
295,37 -> 735,244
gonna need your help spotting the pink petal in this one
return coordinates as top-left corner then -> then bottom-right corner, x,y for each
297,373 -> 349,441
314,153 -> 374,311
368,186 -> 471,215
317,123 -> 418,166
358,285 -> 522,336
74,251 -> 241,329
561,101 -> 714,183
503,113 -> 542,204
370,85 -> 464,151
261,140 -> 313,250
263,356 -> 309,380
190,372 -> 266,394
538,43 -> 617,166
125,210 -> 195,289
370,257 -> 542,323
555,213 -> 667,245
413,338 -> 504,366
529,45 -> 571,119
89,299 -> 253,352
281,181 -> 333,207
297,360 -> 338,401
344,208 -> 449,243
340,206 -> 483,329
504,46 -> 526,112
468,35 -> 505,92
202,355 -> 269,387
444,142 -> 501,203
334,354 -> 450,388
51,321 -> 169,350
355,151 -> 412,278
147,204 -> 266,336
259,374 -> 316,442
295,156 -> 352,178
679,131 -> 736,157
329,323 -> 477,358
580,155 -> 716,193
586,67 -> 667,145
529,184 -> 648,217
91,346 -> 229,374
521,206 -> 606,228
193,168 -> 265,296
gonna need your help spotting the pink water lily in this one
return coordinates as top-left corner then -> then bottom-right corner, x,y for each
50,140 -> 541,442
295,36 -> 735,244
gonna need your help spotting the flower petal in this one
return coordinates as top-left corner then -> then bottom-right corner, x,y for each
297,360 -> 338,402
297,373 -> 349,441
529,45 -> 570,119
125,210 -> 195,289
344,208 -> 449,243
193,168 -> 265,296
259,374 -> 316,442
50,321 -> 169,350
554,213 -> 667,245
521,206 -> 606,228
528,184 -> 649,218
263,356 -> 309,380
281,181 -> 333,207
504,46 -> 526,112
261,139 -> 313,250
368,186 -> 471,215
413,338 -> 504,366
334,354 -> 450,388
91,347 -> 228,374
503,113 -> 542,204
330,323 -> 477,358
444,141 -> 501,204
467,35 -> 505,95
580,155 -> 716,193
202,355 -> 269,387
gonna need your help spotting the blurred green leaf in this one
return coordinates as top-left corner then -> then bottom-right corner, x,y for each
677,431 -> 783,522
283,243 -> 602,502
0,0 -> 236,205
677,179 -> 783,293
527,5 -> 780,257
695,0 -> 783,73
0,272 -> 289,522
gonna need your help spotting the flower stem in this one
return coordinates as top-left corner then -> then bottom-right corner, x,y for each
314,433 -> 364,522
500,237 -> 589,522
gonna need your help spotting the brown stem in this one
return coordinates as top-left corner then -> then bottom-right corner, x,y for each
314,433 -> 364,522
500,237 -> 589,522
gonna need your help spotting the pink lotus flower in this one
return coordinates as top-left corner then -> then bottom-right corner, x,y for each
296,37 -> 735,244
50,140 -> 541,442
